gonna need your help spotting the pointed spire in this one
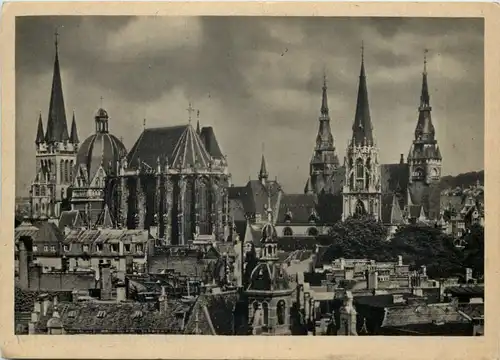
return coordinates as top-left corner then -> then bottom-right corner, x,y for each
70,111 -> 79,144
35,113 -> 45,144
420,49 -> 431,109
44,28 -> 69,143
351,42 -> 374,146
258,144 -> 268,183
321,72 -> 329,115
196,110 -> 201,135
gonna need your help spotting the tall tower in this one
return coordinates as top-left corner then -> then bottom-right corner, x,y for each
307,75 -> 340,194
342,47 -> 381,221
30,31 -> 78,219
258,153 -> 269,186
407,51 -> 442,216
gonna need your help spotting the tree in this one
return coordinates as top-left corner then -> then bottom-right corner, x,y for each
389,224 -> 464,279
323,216 -> 390,263
462,224 -> 484,278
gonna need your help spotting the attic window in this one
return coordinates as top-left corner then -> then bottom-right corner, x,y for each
136,244 -> 144,253
43,246 -> 49,252
83,245 -> 89,252
96,244 -> 103,252
33,245 -> 38,252
132,310 -> 143,319
96,311 -> 107,318
50,246 -> 56,252
63,245 -> 70,252
68,310 -> 77,318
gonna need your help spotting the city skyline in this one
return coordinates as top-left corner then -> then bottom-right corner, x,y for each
16,16 -> 484,196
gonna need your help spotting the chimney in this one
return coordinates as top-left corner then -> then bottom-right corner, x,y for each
421,265 -> 427,277
392,294 -> 406,304
116,281 -> 126,302
18,237 -> 32,290
53,295 -> 58,308
159,285 -> 168,314
339,258 -> 345,270
99,263 -> 112,300
397,255 -> 403,266
465,268 -> 473,283
400,154 -> 404,164
41,294 -> 51,316
367,270 -> 378,290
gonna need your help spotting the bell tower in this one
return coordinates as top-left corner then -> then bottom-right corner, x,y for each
30,30 -> 78,219
342,46 -> 381,221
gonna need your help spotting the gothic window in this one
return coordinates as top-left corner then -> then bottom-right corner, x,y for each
34,186 -> 40,196
64,160 -> 69,183
262,302 -> 269,326
184,178 -> 195,239
307,227 -> 319,237
198,181 -> 208,234
277,300 -> 286,325
356,159 -> 364,179
283,227 -> 293,236
41,203 -> 45,213
61,188 -> 65,199
251,301 -> 259,318
40,186 -> 46,196
69,160 -> 74,183
60,160 -> 64,182
413,168 -> 424,178
355,200 -> 366,217
35,203 -> 39,214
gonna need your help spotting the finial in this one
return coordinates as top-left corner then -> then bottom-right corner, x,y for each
100,96 -> 103,108
424,48 -> 429,74
186,102 -> 195,123
361,40 -> 364,63
143,118 -> 146,130
54,26 -> 60,52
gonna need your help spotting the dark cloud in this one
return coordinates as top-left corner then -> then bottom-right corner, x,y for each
15,16 -> 484,195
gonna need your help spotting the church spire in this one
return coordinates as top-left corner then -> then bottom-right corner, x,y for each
321,72 -> 329,115
70,111 -> 79,144
44,28 -> 69,143
258,151 -> 268,184
351,43 -> 374,147
315,74 -> 335,151
414,49 -> 435,142
35,113 -> 45,144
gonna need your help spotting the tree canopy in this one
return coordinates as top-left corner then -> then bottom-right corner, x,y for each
322,216 -> 484,280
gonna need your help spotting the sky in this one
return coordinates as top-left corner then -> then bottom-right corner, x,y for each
15,16 -> 484,196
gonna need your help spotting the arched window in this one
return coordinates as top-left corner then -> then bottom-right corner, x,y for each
60,160 -> 64,183
40,186 -> 46,196
277,300 -> 286,325
251,301 -> 259,318
35,203 -> 39,214
69,160 -> 74,183
356,158 -> 364,179
61,188 -> 65,199
283,227 -> 293,236
307,227 -> 319,237
355,200 -> 366,216
34,186 -> 40,196
41,203 -> 45,213
262,302 -> 269,326
64,160 -> 69,183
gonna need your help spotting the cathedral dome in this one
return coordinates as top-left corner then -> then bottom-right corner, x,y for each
74,108 -> 127,181
247,263 -> 291,292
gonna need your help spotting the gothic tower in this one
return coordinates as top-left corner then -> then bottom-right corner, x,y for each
342,48 -> 381,221
408,52 -> 442,185
30,32 -> 78,219
307,75 -> 340,194
407,51 -> 442,216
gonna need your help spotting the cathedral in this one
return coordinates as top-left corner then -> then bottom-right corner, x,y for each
304,48 -> 443,224
29,35 -> 231,245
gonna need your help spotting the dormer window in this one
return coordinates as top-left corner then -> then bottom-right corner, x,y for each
33,245 -> 38,252
284,209 -> 293,223
50,246 -> 56,252
96,310 -> 106,318
111,244 -> 119,253
136,244 -> 143,253
43,245 -> 49,252
63,245 -> 70,252
96,244 -> 103,252
83,245 -> 89,252
124,244 -> 131,252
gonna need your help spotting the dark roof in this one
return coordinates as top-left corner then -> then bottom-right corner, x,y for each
40,301 -> 183,334
70,112 -> 79,143
381,193 -> 404,225
380,163 -> 409,199
44,46 -> 69,143
35,113 -> 45,144
351,58 -> 373,146
445,286 -> 484,297
278,237 -> 317,252
276,194 -> 318,224
229,180 -> 282,218
58,210 -> 80,231
229,198 -> 246,222
126,125 -> 187,171
247,263 -> 292,292
355,294 -> 413,309
171,124 -> 212,169
15,287 -> 72,313
199,126 -> 223,159
184,291 -> 240,335
76,132 -> 127,180
15,221 -> 64,244
316,193 -> 343,223
381,303 -> 465,328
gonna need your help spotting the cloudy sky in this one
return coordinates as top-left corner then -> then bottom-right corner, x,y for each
16,16 -> 484,196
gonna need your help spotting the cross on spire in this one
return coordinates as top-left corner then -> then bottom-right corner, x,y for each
54,27 -> 60,51
186,102 -> 195,123
361,40 -> 365,63
424,48 -> 429,74
143,118 -> 146,130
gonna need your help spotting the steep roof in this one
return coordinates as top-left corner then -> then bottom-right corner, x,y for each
44,42 -> 69,143
126,125 -> 187,171
199,126 -> 224,159
171,124 -> 212,169
276,194 -> 318,225
351,54 -> 374,146
15,221 -> 64,244
69,112 -> 79,143
381,193 -> 405,225
35,114 -> 45,144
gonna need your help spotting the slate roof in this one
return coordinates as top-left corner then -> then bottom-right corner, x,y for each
183,291 -> 240,335
58,210 -> 81,231
15,221 -> 64,244
15,287 -> 73,313
381,193 -> 405,225
39,300 -> 184,334
126,125 -> 188,170
316,193 -> 343,224
171,124 -> 212,169
380,163 -> 409,206
457,303 -> 484,319
228,180 -> 282,219
351,58 -> 374,146
247,262 -> 292,292
276,194 -> 318,225
199,126 -> 224,159
278,237 -> 317,252
381,303 -> 466,328
444,286 -> 484,297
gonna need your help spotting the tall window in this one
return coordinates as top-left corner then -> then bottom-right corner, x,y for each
355,200 -> 366,216
64,160 -> 69,183
277,300 -> 286,325
262,302 -> 269,326
69,160 -> 74,183
198,181 -> 208,234
307,227 -> 319,237
60,160 -> 64,183
356,158 -> 364,178
184,179 -> 195,239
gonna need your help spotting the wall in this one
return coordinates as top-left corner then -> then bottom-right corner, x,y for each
28,268 -> 97,292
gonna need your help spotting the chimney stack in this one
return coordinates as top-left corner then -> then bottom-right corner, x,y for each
421,265 -> 427,277
18,237 -> 32,289
465,268 -> 473,283
367,270 -> 378,290
116,281 -> 127,302
397,255 -> 403,266
99,263 -> 112,300
400,154 -> 404,164
159,285 -> 168,314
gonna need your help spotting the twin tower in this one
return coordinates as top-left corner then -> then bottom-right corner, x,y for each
306,49 -> 442,221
